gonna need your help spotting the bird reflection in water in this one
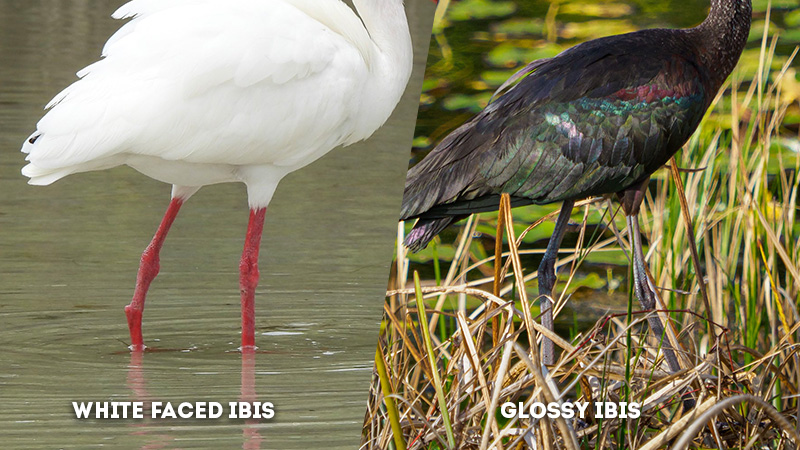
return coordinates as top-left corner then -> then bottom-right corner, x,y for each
124,351 -> 265,449
125,351 -> 174,449
240,349 -> 265,450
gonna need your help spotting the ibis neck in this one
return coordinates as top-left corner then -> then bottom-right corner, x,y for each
354,0 -> 413,70
694,0 -> 751,85
350,0 -> 414,141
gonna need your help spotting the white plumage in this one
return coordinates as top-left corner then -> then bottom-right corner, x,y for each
21,0 -> 414,350
23,0 -> 412,207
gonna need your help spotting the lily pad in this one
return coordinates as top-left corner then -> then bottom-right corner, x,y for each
447,0 -> 517,21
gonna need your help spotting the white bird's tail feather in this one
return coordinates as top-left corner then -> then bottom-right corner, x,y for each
21,164 -> 75,186
22,132 -> 126,185
20,133 -> 65,185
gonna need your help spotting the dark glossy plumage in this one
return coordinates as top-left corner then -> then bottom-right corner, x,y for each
402,0 -> 751,251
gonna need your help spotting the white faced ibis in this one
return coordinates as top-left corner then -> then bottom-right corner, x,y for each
402,0 -> 751,371
21,0 -> 413,351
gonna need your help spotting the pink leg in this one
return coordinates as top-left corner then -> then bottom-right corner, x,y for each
125,198 -> 184,351
240,208 -> 266,350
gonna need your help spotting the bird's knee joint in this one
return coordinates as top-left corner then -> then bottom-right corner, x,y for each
141,247 -> 156,262
239,258 -> 259,290
538,256 -> 555,275
139,249 -> 160,278
538,261 -> 557,287
239,258 -> 258,275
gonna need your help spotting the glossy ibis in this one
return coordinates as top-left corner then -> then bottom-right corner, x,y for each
21,0 -> 413,351
402,0 -> 751,370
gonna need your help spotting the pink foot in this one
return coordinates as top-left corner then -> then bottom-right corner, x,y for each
125,305 -> 145,351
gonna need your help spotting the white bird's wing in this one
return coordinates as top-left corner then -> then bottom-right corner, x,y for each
23,0 -> 375,184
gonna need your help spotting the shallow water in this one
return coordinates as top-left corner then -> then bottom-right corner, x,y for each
0,1 -> 435,448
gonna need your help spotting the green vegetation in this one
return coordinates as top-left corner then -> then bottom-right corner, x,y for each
364,1 -> 800,449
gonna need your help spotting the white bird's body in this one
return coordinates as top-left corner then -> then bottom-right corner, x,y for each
23,0 -> 413,207
21,0 -> 414,350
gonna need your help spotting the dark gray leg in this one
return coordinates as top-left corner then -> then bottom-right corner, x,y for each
628,215 -> 696,410
538,200 -> 574,365
621,181 -> 694,409
627,215 -> 682,373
